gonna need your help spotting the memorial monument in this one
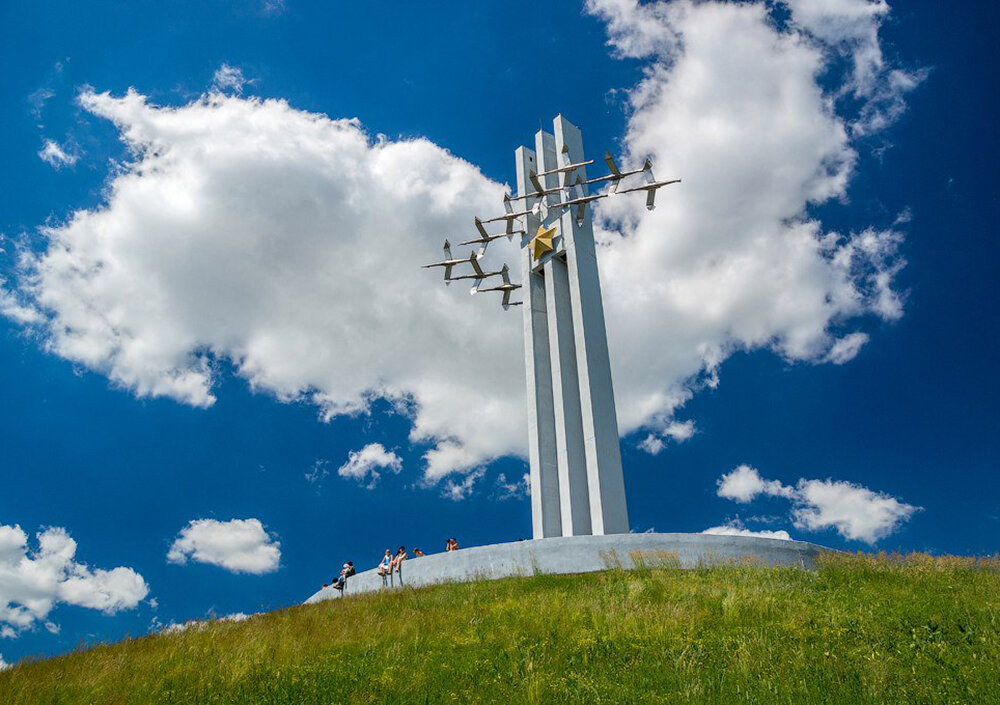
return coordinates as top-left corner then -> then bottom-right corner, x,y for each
307,116 -> 828,604
426,115 -> 678,540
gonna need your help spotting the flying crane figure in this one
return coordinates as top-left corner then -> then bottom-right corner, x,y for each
504,174 -> 564,205
612,176 -> 682,210
536,145 -> 595,187
482,195 -> 542,225
445,253 -> 505,293
421,240 -> 477,283
457,217 -> 525,256
580,152 -> 654,192
549,177 -> 610,226
473,264 -> 522,309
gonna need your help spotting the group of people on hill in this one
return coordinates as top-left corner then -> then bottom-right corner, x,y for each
322,537 -> 460,593
377,546 -> 407,586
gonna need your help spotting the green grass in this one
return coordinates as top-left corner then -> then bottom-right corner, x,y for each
2,552 -> 999,704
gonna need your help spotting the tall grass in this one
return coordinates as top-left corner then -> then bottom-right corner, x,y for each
2,552 -> 998,704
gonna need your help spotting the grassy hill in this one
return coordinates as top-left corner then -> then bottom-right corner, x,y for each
2,552 -> 998,704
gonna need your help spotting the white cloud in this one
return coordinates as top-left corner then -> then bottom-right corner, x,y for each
211,64 -> 247,94
826,331 -> 869,364
37,139 -> 79,168
782,0 -> 926,134
584,0 -> 678,58
0,523 -> 148,638
3,0 -> 914,492
637,434 -> 665,455
717,465 -> 794,503
0,653 -> 9,670
791,477 -> 919,542
715,465 -> 919,543
638,420 -> 695,455
0,277 -> 43,325
494,472 -> 530,500
304,459 -> 330,485
167,518 -> 280,574
6,89 -> 521,485
337,443 -> 402,488
702,520 -> 791,541
442,467 -> 484,501
589,0 -> 910,443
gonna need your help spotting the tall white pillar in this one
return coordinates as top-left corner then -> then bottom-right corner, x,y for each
553,116 -> 628,535
517,146 -> 561,539
519,117 -> 629,539
534,129 -> 593,537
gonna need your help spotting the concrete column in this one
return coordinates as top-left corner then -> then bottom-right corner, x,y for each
544,256 -> 592,536
517,146 -> 561,538
535,130 -> 592,537
553,115 -> 629,535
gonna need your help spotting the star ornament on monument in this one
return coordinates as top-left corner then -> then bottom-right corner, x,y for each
532,223 -> 557,261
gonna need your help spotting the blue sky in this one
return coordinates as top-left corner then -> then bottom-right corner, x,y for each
1,0 -> 998,665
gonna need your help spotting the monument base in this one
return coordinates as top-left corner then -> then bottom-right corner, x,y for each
304,533 -> 830,604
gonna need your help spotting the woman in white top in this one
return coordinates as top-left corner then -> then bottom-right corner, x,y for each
377,549 -> 392,587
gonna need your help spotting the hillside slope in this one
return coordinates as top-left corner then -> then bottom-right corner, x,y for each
2,553 -> 998,704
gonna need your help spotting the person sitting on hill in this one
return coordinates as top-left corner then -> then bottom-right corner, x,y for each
392,546 -> 407,585
333,563 -> 350,593
445,538 -> 454,552
449,537 -> 459,551
413,548 -> 425,557
377,549 -> 392,587
345,561 -> 356,577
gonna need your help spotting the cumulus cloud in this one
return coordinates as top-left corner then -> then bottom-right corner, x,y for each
37,139 -> 79,168
715,465 -> 919,543
718,465 -> 795,503
638,419 -> 695,455
782,0 -> 927,134
167,519 -> 280,574
0,523 -> 148,638
702,520 -> 791,541
337,443 -> 402,488
588,0 -> 910,443
791,477 -> 920,542
6,89 -> 521,484
0,653 -> 9,670
0,277 -> 43,325
3,0 -> 915,491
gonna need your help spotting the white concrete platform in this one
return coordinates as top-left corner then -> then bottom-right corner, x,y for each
305,533 -> 830,605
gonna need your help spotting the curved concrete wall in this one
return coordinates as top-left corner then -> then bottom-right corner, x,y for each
305,533 -> 830,605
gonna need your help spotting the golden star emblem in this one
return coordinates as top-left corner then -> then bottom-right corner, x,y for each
532,223 -> 557,260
